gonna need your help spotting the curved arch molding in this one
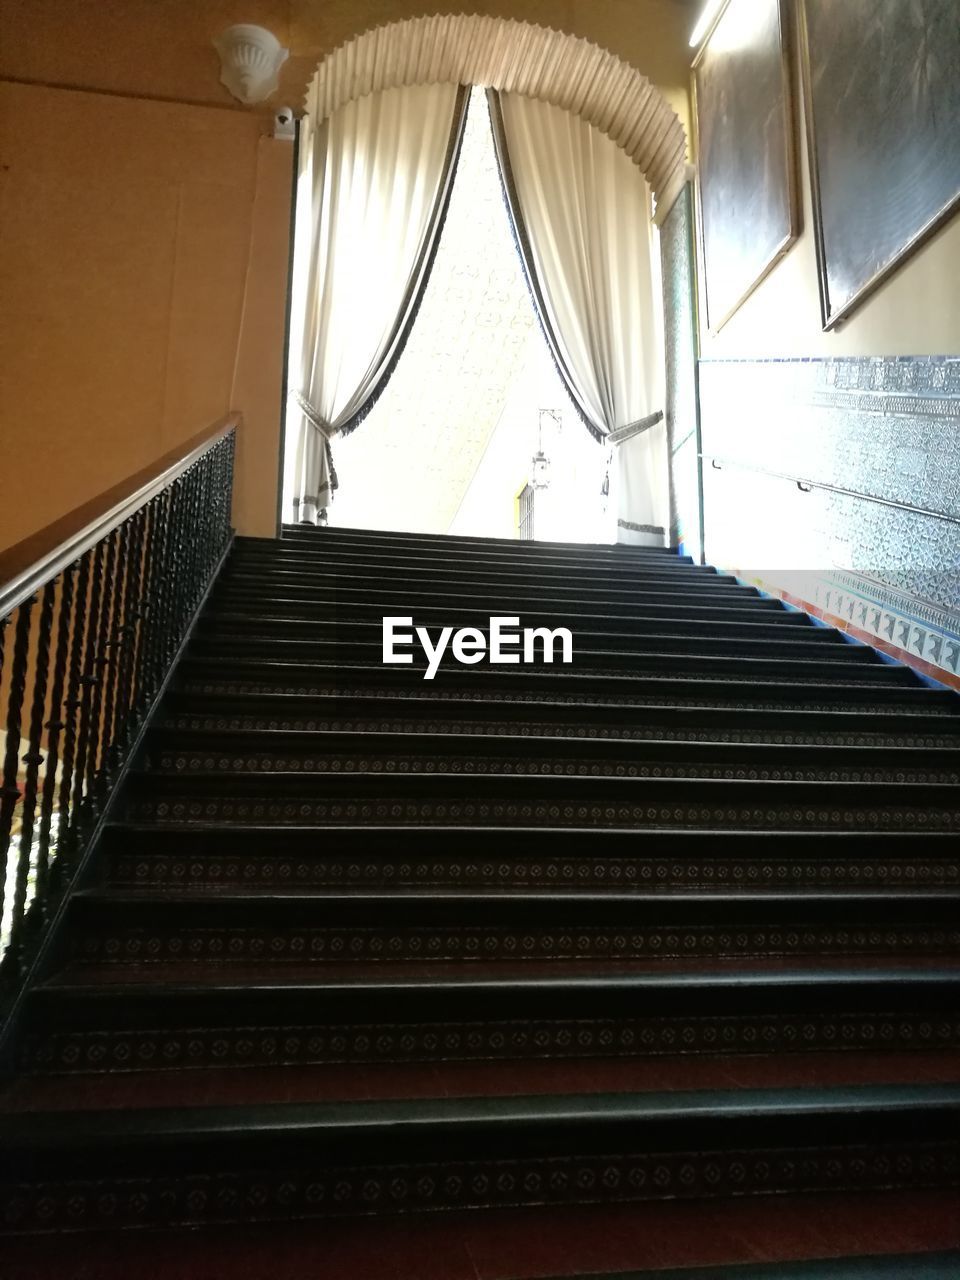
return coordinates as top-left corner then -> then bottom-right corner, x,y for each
304,14 -> 689,220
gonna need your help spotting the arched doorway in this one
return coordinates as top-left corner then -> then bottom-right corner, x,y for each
283,15 -> 697,546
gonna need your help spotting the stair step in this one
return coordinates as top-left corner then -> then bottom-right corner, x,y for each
196,615 -> 862,660
120,768 -> 960,832
186,637 -> 897,684
213,582 -> 789,618
9,1051 -> 960,1111
220,563 -> 757,603
278,524 -> 693,560
205,597 -> 824,637
57,889 -> 960,972
2,1085 -> 959,1232
99,825 -> 960,894
230,544 -> 729,584
22,963 -> 960,1071
141,730 -> 960,784
155,690 -> 960,743
173,659 -> 944,708
6,528 -> 958,1251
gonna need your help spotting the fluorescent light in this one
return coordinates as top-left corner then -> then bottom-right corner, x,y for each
689,0 -> 726,47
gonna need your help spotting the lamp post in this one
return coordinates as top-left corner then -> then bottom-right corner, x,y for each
532,409 -> 560,490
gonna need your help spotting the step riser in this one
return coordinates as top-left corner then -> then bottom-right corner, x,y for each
143,749 -> 960,786
155,696 -> 960,744
104,850 -> 960,893
65,917 -> 960,968
21,1003 -> 960,1076
173,665 -> 943,709
4,1124 -> 956,1233
125,810 -> 960,833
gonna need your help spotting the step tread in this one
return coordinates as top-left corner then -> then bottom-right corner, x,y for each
6,1082 -> 960,1147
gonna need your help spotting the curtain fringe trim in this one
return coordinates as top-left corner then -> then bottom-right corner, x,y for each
607,410 -> 665,446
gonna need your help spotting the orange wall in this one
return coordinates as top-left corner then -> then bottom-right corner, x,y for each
0,80 -> 292,547
0,0 -> 690,550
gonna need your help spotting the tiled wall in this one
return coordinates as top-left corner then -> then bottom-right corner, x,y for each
698,355 -> 960,687
659,184 -> 702,556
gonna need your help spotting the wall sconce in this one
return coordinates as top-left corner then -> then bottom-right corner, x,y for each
214,24 -> 289,105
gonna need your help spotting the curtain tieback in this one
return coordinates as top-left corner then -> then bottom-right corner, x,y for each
294,392 -> 337,440
606,410 -> 664,447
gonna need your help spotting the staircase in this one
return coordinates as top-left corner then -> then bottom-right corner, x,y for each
2,525 -> 960,1272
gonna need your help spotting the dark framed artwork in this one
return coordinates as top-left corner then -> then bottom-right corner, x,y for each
692,0 -> 799,332
800,0 -> 960,329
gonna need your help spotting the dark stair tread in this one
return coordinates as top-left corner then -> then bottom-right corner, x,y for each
220,562 -> 755,594
278,524 -> 691,554
155,691 -> 960,740
186,640 -> 899,684
39,956 -> 960,989
197,621 -> 860,660
173,659 -> 943,703
204,599 -> 825,635
5,1083 -> 960,1152
8,1052 -> 960,1113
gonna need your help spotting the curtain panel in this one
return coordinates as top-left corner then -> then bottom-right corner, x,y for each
289,83 -> 468,525
488,90 -> 669,545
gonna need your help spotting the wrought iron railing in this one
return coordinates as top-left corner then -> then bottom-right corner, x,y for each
0,418 -> 237,997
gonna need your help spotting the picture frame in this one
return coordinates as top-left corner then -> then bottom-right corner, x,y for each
692,0 -> 800,333
799,0 -> 960,330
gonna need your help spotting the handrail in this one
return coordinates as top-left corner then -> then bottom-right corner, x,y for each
1,417 -> 238,1000
701,453 -> 960,526
0,414 -> 241,619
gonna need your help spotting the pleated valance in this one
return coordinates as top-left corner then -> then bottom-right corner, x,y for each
303,15 -> 688,220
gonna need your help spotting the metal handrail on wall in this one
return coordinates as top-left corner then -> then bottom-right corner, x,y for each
701,454 -> 960,526
0,417 -> 238,998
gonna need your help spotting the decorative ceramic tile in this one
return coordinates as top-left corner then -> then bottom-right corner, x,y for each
699,355 -> 960,682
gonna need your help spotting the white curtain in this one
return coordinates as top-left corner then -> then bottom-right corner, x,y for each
490,91 -> 669,546
288,83 -> 467,524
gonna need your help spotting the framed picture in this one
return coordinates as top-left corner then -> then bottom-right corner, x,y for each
692,0 -> 799,332
800,0 -> 960,329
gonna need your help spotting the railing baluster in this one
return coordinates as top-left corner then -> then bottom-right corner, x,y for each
110,513 -> 140,771
0,599 -> 36,974
69,539 -> 105,848
55,556 -> 89,885
90,529 -> 120,798
36,566 -> 75,912
5,581 -> 56,971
